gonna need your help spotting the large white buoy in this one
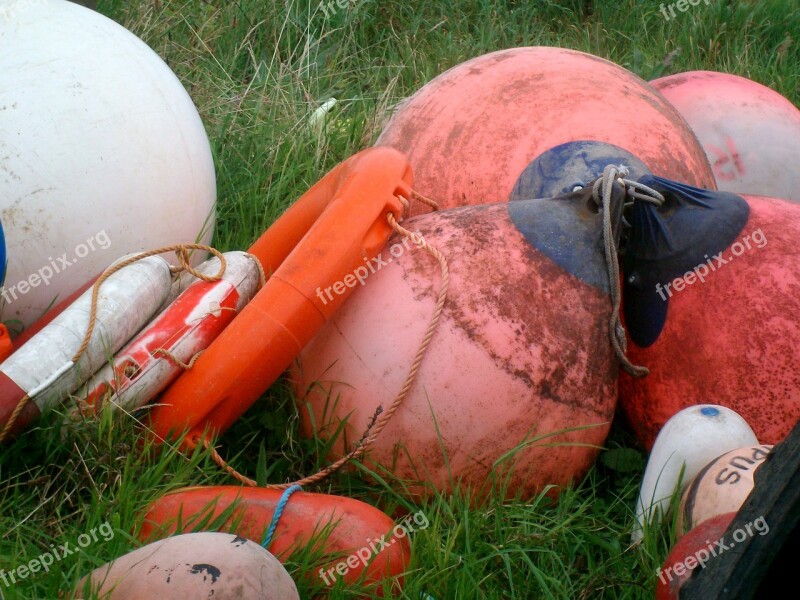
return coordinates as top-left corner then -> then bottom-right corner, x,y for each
632,405 -> 758,541
0,0 -> 215,329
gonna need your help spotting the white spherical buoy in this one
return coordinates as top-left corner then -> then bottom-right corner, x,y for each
0,0 -> 215,329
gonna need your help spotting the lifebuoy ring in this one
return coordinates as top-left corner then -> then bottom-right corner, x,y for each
72,252 -> 262,417
0,256 -> 174,438
147,147 -> 413,449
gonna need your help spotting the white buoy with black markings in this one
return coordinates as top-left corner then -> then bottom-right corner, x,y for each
633,405 -> 758,541
676,444 -> 772,535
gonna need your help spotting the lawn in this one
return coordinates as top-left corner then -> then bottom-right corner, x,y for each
0,0 -> 798,598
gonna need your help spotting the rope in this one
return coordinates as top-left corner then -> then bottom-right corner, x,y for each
151,349 -> 205,370
261,484 -> 302,550
0,244 -> 226,444
591,165 -> 664,378
209,191 -> 449,488
72,244 -> 227,364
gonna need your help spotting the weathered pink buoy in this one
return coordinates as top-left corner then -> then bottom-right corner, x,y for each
377,46 -> 715,215
293,188 -> 626,501
652,71 -> 800,201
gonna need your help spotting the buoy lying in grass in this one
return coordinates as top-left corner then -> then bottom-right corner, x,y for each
139,487 -> 411,590
72,252 -> 261,418
676,444 -> 771,535
655,512 -> 735,600
377,46 -> 714,214
293,182 -> 634,500
146,147 -> 412,451
75,532 -> 299,600
0,0 -> 215,329
619,192 -> 800,448
0,256 -> 173,440
651,71 -> 800,201
633,405 -> 757,542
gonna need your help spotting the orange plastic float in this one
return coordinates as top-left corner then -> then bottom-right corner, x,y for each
652,71 -> 800,201
146,147 -> 413,450
377,46 -> 715,215
138,487 -> 411,590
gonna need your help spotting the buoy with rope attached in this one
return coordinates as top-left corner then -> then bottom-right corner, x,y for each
145,147 -> 414,454
0,255 -> 174,440
70,251 -> 263,419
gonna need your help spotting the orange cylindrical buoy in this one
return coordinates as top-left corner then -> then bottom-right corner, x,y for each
293,188 -> 625,501
620,192 -> 800,448
138,487 -> 411,591
146,147 -> 412,450
652,71 -> 800,202
377,46 -> 714,215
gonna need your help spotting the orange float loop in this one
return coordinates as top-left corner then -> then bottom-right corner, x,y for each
148,148 -> 415,452
591,165 -> 664,378
206,197 -> 450,489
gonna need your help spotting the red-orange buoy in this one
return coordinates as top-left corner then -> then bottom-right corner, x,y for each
652,71 -> 800,202
655,512 -> 736,600
377,46 -> 714,215
620,193 -> 800,449
293,188 -> 627,501
139,487 -> 411,591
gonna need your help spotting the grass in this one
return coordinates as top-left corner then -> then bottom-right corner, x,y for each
1,0 -> 798,598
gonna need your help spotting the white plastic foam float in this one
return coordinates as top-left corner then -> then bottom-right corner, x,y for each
0,256 -> 173,438
74,252 -> 261,417
632,405 -> 758,542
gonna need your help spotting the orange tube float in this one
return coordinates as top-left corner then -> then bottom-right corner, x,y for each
147,147 -> 412,449
138,487 -> 411,590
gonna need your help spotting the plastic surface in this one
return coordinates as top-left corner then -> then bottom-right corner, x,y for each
0,0 -> 215,328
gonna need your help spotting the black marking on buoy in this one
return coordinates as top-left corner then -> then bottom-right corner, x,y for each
189,564 -> 221,584
230,535 -> 249,547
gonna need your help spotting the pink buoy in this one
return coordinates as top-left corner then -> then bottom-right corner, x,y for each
377,46 -> 715,215
293,189 -> 625,501
652,71 -> 800,201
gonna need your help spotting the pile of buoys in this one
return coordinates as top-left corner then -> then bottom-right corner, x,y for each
3,24 -> 800,594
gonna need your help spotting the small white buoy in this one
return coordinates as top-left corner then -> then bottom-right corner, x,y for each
632,405 -> 758,541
